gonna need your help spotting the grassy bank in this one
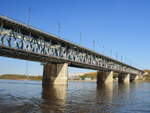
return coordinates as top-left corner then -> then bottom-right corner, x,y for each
0,74 -> 42,81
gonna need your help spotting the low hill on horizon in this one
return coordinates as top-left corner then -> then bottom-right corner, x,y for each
143,70 -> 150,81
0,74 -> 42,80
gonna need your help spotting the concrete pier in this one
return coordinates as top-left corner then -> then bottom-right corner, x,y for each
97,71 -> 114,85
134,75 -> 139,80
118,73 -> 130,84
42,63 -> 68,86
133,75 -> 143,81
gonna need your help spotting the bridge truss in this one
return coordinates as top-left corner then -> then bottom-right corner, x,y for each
0,15 -> 143,75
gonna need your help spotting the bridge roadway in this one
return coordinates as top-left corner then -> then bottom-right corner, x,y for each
0,15 -> 144,85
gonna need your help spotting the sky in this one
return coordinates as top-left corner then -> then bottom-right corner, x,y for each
0,0 -> 150,75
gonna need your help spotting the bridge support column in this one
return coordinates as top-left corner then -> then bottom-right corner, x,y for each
42,63 -> 68,86
118,73 -> 130,84
134,75 -> 139,80
133,75 -> 143,81
97,71 -> 113,85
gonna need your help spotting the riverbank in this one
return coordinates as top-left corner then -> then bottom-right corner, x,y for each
1,71 -> 150,82
143,70 -> 150,81
0,74 -> 97,82
0,74 -> 42,81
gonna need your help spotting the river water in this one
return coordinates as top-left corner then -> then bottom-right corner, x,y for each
0,80 -> 150,113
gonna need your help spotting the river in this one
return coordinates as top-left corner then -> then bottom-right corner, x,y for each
0,80 -> 150,113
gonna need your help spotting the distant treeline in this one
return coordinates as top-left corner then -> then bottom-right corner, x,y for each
0,74 -> 42,81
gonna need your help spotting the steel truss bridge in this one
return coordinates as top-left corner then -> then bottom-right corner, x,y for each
0,15 -> 143,75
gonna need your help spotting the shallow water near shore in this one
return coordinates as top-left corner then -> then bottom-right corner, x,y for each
0,79 -> 150,113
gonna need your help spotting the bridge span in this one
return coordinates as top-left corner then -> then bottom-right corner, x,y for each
0,15 -> 144,86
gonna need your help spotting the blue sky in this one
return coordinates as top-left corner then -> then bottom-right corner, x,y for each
0,0 -> 150,75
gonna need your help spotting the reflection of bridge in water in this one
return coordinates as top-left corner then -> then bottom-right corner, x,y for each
0,15 -> 144,88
